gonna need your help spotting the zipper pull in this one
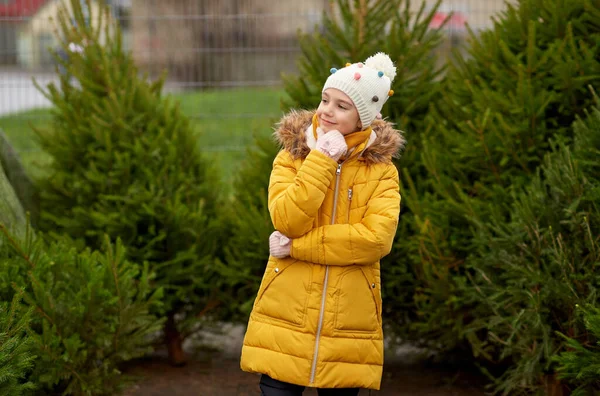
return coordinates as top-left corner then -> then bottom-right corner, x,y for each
348,188 -> 353,201
336,164 -> 342,175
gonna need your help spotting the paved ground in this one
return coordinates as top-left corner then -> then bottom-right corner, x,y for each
121,324 -> 486,396
0,67 -> 183,116
0,68 -> 56,116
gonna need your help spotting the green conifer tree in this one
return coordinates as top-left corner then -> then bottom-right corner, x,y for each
464,93 -> 600,395
33,0 -> 220,364
400,0 -> 600,353
0,223 -> 164,395
463,93 -> 600,393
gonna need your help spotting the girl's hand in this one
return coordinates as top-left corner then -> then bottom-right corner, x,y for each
316,130 -> 348,161
269,231 -> 292,258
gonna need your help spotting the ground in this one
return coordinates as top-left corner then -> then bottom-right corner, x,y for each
122,355 -> 486,396
121,325 -> 486,396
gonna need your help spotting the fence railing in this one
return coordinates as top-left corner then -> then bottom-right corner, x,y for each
0,0 -> 511,129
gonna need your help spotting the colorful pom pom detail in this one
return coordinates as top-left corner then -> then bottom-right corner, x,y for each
366,53 -> 397,81
378,71 -> 384,78
357,62 -> 364,68
354,72 -> 361,80
345,62 -> 351,67
388,90 -> 394,96
330,67 -> 337,74
376,113 -> 383,119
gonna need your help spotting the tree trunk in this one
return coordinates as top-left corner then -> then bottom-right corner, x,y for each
165,312 -> 186,366
543,373 -> 568,396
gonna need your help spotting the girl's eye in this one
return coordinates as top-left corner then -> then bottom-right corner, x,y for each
339,105 -> 347,110
321,99 -> 328,103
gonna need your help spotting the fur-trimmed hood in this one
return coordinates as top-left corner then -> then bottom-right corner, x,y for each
273,109 -> 405,165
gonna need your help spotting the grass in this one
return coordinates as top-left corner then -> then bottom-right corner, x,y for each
0,87 -> 288,190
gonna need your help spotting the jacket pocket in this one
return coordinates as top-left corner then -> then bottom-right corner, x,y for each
254,257 -> 311,326
334,267 -> 380,333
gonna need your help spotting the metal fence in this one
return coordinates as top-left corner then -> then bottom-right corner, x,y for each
0,0 -> 511,118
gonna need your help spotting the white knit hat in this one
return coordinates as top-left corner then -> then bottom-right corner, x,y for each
322,52 -> 396,128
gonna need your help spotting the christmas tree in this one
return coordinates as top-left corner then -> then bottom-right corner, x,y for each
34,0 -> 220,365
398,0 -> 600,355
0,223 -> 163,395
463,91 -> 600,393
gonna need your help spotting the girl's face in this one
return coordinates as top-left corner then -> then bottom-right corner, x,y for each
317,89 -> 362,135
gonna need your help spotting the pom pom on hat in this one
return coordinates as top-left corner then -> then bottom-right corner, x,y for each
322,52 -> 396,128
365,52 -> 397,81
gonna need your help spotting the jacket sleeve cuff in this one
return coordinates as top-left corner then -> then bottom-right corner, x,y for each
290,238 -> 301,260
290,227 -> 325,264
308,148 -> 338,167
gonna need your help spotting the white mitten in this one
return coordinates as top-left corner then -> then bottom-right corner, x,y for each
269,231 -> 291,258
315,130 -> 348,161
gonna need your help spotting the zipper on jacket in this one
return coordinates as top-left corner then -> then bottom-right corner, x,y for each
310,162 -> 343,385
347,188 -> 353,223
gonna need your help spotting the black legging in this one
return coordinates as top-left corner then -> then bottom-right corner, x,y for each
259,375 -> 360,396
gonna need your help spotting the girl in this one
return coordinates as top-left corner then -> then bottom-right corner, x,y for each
241,52 -> 404,395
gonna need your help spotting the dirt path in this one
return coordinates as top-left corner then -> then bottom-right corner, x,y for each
122,325 -> 486,396
122,355 -> 485,396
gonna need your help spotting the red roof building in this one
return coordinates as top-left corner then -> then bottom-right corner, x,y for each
0,0 -> 48,18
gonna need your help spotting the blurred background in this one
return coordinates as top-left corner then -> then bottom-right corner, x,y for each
0,0 -> 510,84
0,0 -> 512,188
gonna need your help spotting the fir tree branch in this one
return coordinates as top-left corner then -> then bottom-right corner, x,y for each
0,223 -> 34,268
195,299 -> 221,319
12,281 -> 59,338
467,120 -> 501,183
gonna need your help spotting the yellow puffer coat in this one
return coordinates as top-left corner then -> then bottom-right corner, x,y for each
240,110 -> 404,390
